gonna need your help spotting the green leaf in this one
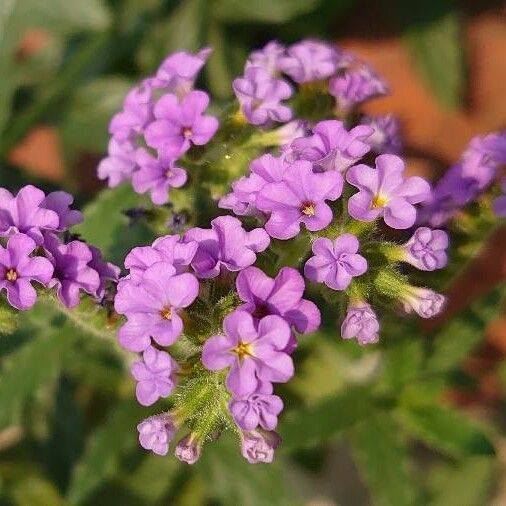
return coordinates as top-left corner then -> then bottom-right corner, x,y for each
11,476 -> 68,506
0,299 -> 19,335
73,185 -> 153,265
213,0 -> 322,23
429,457 -> 496,506
199,433 -> 300,506
281,388 -> 372,451
398,405 -> 495,459
66,402 -> 146,505
60,77 -> 133,153
0,328 -> 77,428
350,413 -> 418,506
427,286 -> 505,373
396,1 -> 465,108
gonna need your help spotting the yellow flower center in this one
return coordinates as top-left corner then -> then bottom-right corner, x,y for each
5,269 -> 18,282
232,340 -> 254,361
372,194 -> 388,208
301,201 -> 316,216
159,306 -> 172,320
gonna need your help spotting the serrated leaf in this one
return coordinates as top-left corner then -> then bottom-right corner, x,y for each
281,388 -> 372,451
428,286 -> 505,373
350,413 -> 418,506
199,433 -> 299,506
398,405 -> 495,459
66,402 -> 146,505
213,0 -> 322,23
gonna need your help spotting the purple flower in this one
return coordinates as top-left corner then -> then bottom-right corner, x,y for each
184,216 -> 269,279
304,234 -> 367,290
278,40 -> 338,83
124,234 -> 198,283
219,154 -> 289,217
272,120 -> 309,146
287,120 -> 373,173
230,382 -> 283,431
240,430 -> 281,464
41,191 -> 83,231
88,245 -> 120,300
246,41 -> 286,76
362,115 -> 402,155
0,233 -> 53,310
202,311 -> 294,396
137,414 -> 176,456
0,185 -> 59,245
131,346 -> 178,406
256,161 -> 343,239
329,63 -> 389,112
341,302 -> 379,345
233,67 -> 292,126
494,179 -> 506,217
347,154 -> 431,229
97,138 -> 137,188
109,79 -> 154,141
132,148 -> 187,205
175,435 -> 201,465
236,266 -> 320,335
402,227 -> 448,271
44,234 -> 100,308
115,262 -> 199,352
145,90 -> 219,156
402,288 -> 446,319
153,48 -> 212,95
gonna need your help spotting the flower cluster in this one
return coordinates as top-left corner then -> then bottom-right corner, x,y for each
98,49 -> 219,205
0,185 -> 118,310
93,40 -> 506,466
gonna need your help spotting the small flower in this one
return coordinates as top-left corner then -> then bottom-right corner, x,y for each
97,138 -> 137,188
272,120 -> 308,146
256,161 -> 343,239
233,67 -> 292,126
109,79 -> 154,141
362,115 -> 402,155
304,234 -> 367,290
493,178 -> 506,217
145,90 -> 219,156
184,216 -> 269,279
246,41 -> 286,76
402,288 -> 446,319
137,414 -> 176,456
230,382 -> 283,431
132,148 -> 187,205
402,227 -> 448,271
329,63 -> 389,112
153,48 -> 212,95
124,234 -> 198,283
240,430 -> 281,464
41,191 -> 83,231
0,185 -> 59,245
202,311 -> 294,396
131,346 -> 178,406
279,39 -> 338,83
347,154 -> 431,229
341,302 -> 380,345
219,154 -> 289,217
0,233 -> 53,310
236,266 -> 320,335
115,262 -> 199,352
287,120 -> 373,173
88,245 -> 120,300
44,234 -> 100,308
175,435 -> 201,465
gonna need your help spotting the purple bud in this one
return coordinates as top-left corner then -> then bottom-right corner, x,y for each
402,288 -> 446,319
174,435 -> 201,464
402,227 -> 449,271
240,430 -> 281,464
137,413 -> 176,456
341,302 -> 379,345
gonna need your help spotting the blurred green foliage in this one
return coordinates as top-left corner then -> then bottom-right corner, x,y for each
0,1 -> 503,505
